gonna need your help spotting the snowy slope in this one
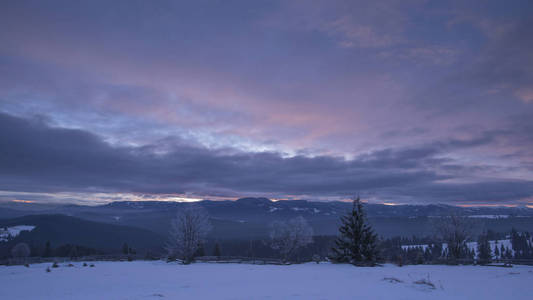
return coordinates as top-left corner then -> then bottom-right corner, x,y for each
0,225 -> 35,242
1,261 -> 532,299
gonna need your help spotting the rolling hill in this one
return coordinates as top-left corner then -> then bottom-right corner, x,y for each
0,214 -> 165,256
1,198 -> 533,241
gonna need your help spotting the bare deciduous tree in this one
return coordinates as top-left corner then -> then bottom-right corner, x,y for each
434,214 -> 472,262
166,205 -> 212,264
269,216 -> 314,262
11,242 -> 30,261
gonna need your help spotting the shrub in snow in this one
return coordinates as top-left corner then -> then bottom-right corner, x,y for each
165,205 -> 212,264
83,262 -> 88,267
11,242 -> 31,259
24,263 -> 30,268
46,267 -> 51,273
312,254 -> 321,264
269,216 -> 314,263
383,277 -> 403,283
395,255 -> 403,267
52,262 -> 59,268
90,264 -> 95,267
413,277 -> 436,289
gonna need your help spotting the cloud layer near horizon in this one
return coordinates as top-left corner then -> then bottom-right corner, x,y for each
1,1 -> 533,204
1,112 -> 532,205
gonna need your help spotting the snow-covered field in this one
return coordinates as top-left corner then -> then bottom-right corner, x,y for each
1,261 -> 532,299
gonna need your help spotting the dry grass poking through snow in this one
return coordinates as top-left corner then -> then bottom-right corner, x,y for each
413,277 -> 436,289
383,276 -> 403,283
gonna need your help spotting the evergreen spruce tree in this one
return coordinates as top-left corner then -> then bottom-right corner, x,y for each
510,228 -> 519,251
466,246 -> 475,261
194,243 -> 205,257
505,247 -> 513,259
330,196 -> 378,265
68,245 -> 78,259
122,242 -> 129,255
527,233 -> 533,259
415,250 -> 424,264
477,232 -> 492,264
213,243 -> 221,257
43,241 -> 52,257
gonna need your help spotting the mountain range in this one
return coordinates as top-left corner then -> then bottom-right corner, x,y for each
1,198 -> 533,254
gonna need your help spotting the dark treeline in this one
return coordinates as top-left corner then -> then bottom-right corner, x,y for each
0,241 -> 104,260
510,229 -> 533,259
2,229 -> 533,265
379,228 -> 533,265
201,236 -> 337,261
202,227 -> 532,265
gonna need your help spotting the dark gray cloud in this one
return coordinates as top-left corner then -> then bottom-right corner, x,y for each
1,112 -> 532,204
0,112 -> 434,194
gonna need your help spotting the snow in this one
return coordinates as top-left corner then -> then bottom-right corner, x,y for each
0,225 -> 36,242
402,244 -> 430,251
1,261 -> 532,299
269,207 -> 279,212
402,239 -> 515,258
467,215 -> 509,219
287,207 -> 321,213
466,239 -> 514,258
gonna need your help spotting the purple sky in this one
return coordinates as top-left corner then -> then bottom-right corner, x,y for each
1,0 -> 533,205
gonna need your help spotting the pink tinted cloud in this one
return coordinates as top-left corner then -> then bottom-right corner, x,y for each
515,88 -> 533,103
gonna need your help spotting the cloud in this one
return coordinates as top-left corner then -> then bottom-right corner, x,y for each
515,88 -> 533,103
454,16 -> 533,104
1,1 -> 533,205
2,0 -> 530,156
378,46 -> 459,65
1,112 -> 532,204
0,112 -> 433,194
397,181 -> 533,205
322,17 -> 399,48
263,0 -> 411,49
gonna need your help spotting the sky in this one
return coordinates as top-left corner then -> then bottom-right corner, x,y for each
1,0 -> 533,206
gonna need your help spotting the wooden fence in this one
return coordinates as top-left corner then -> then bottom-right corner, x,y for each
0,254 -> 149,266
193,256 -> 286,265
0,255 -> 287,266
424,258 -> 533,266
